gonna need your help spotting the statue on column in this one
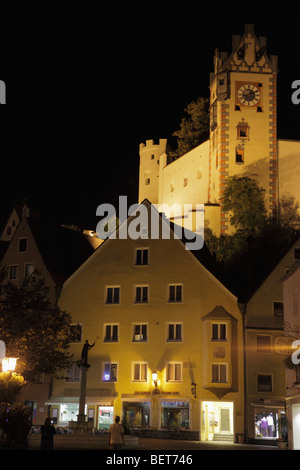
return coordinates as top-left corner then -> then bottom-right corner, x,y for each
78,338 -> 98,368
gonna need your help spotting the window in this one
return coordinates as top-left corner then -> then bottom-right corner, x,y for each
168,284 -> 182,302
273,301 -> 284,317
212,323 -> 227,341
18,237 -> 27,252
66,362 -> 80,382
235,147 -> 244,164
257,335 -> 272,353
135,286 -> 148,303
145,178 -> 150,185
9,265 -> 18,280
135,248 -> 149,266
105,287 -> 120,304
294,248 -> 300,259
161,402 -> 190,430
133,324 -> 148,342
167,323 -> 182,342
132,362 -> 148,382
257,374 -> 272,392
166,363 -> 182,382
104,324 -> 118,342
25,263 -> 34,277
183,177 -> 188,187
212,364 -> 227,383
103,363 -> 118,382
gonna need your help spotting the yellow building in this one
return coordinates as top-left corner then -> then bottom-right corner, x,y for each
49,201 -> 244,441
138,25 -> 300,236
244,238 -> 300,443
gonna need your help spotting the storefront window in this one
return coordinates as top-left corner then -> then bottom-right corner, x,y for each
59,404 -> 80,424
98,406 -> 114,431
123,402 -> 151,428
161,402 -> 190,430
254,410 -> 287,440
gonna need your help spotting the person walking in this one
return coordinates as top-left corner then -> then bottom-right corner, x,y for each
108,416 -> 125,450
41,417 -> 56,450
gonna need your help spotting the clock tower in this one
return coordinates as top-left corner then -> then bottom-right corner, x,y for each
208,24 -> 278,234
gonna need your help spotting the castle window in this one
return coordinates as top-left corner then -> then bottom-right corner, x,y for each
235,147 -> 244,164
151,154 -> 155,160
145,177 -> 150,185
183,177 -> 188,187
170,184 -> 174,193
237,120 -> 250,139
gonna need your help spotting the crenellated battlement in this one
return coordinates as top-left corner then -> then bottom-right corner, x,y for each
139,139 -> 167,153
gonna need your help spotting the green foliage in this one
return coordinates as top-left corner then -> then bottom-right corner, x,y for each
172,97 -> 210,157
0,372 -> 25,403
0,403 -> 31,446
221,175 -> 267,236
0,272 -> 75,381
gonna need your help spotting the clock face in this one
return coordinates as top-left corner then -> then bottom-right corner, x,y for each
237,84 -> 261,106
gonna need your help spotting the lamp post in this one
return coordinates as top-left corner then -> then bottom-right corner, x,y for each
1,357 -> 18,372
152,371 -> 159,394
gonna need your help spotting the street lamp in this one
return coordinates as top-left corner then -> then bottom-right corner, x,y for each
1,357 -> 18,372
152,371 -> 159,394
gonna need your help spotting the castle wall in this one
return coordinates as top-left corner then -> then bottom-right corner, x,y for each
278,139 -> 300,205
159,140 -> 210,210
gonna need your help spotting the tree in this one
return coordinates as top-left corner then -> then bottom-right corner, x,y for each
0,272 -> 75,382
221,175 -> 267,236
172,97 -> 210,157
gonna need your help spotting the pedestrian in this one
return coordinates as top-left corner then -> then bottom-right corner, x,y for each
41,417 -> 56,450
108,416 -> 125,450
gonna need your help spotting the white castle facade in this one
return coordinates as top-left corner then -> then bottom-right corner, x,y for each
138,25 -> 300,236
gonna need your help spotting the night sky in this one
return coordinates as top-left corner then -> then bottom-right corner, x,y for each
0,3 -> 299,230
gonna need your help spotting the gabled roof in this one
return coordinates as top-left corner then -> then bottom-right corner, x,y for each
202,305 -> 237,321
63,199 -> 237,301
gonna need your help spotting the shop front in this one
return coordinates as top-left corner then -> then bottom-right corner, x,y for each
121,397 -> 192,435
160,401 -> 190,430
46,397 -> 114,430
201,401 -> 234,441
250,404 -> 287,442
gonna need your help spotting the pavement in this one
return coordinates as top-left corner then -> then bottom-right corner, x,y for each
136,438 -> 278,451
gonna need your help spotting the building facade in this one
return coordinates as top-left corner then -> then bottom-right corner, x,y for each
49,201 -> 245,441
282,260 -> 300,450
138,25 -> 300,236
244,238 -> 300,444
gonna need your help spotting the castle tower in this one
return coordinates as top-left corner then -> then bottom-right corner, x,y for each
208,24 -> 278,234
138,139 -> 167,204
